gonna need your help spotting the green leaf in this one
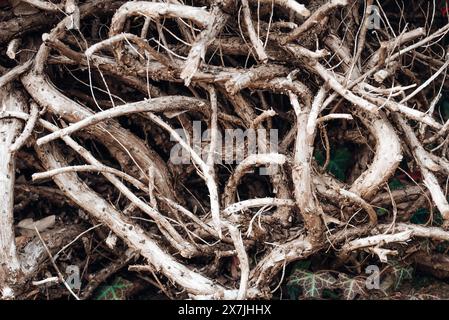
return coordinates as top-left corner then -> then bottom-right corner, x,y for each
287,270 -> 336,298
314,147 -> 352,181
329,147 -> 352,181
291,260 -> 311,271
388,178 -> 404,190
411,208 -> 443,226
411,208 -> 429,224
314,150 -> 325,166
376,207 -> 389,217
439,98 -> 449,121
435,241 -> 449,253
95,277 -> 133,300
322,288 -> 340,299
287,284 -> 301,300
287,260 -> 311,299
337,274 -> 367,300
412,275 -> 433,289
433,211 -> 444,226
392,265 -> 413,290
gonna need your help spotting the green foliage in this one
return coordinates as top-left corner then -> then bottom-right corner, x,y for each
287,270 -> 336,298
411,208 -> 444,226
433,211 -> 444,226
286,261 -> 415,299
315,150 -> 325,165
321,288 -> 340,300
391,264 -> 414,290
287,283 -> 302,300
337,274 -> 367,300
411,208 -> 429,224
388,178 -> 405,190
376,207 -> 389,217
286,260 -> 311,299
287,269 -> 368,300
314,146 -> 352,181
436,241 -> 449,254
440,96 -> 449,121
95,277 -> 133,300
290,260 -> 311,271
412,275 -> 433,289
287,260 -> 312,300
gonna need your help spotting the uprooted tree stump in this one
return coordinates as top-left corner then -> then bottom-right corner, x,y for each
1,0 -> 449,300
